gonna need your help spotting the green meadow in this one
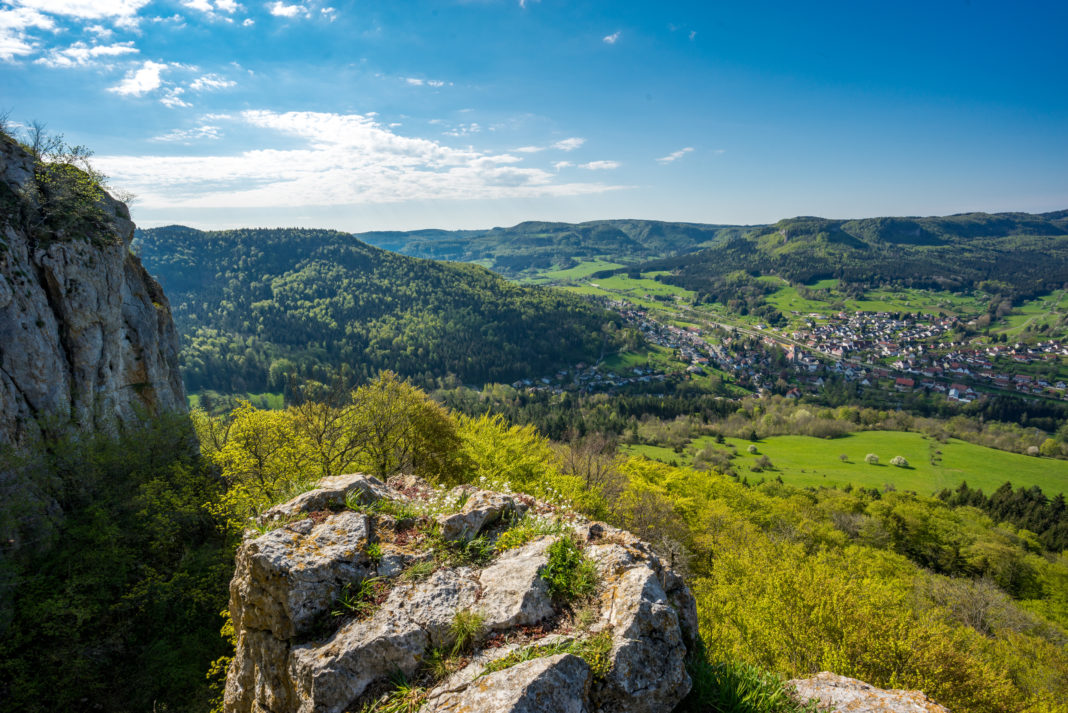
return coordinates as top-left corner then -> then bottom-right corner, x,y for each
627,430 -> 1068,496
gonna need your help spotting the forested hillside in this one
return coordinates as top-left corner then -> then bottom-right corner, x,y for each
357,219 -> 749,276
136,226 -> 625,393
635,211 -> 1068,302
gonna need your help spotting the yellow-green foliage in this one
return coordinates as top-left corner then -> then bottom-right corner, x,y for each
200,381 -> 1068,713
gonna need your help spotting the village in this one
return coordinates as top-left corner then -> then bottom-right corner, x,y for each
515,298 -> 1068,405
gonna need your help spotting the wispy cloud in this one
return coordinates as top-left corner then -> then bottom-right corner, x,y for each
603,31 -> 621,44
553,161 -> 572,170
553,137 -> 585,151
152,124 -> 222,142
444,122 -> 482,137
35,40 -> 138,68
404,77 -> 449,88
656,146 -> 693,164
14,0 -> 152,28
97,110 -> 624,209
160,87 -> 192,108
580,160 -> 620,170
109,59 -> 169,96
189,73 -> 235,91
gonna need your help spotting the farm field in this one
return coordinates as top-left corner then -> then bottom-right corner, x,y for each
522,259 -> 627,284
626,430 -> 1068,495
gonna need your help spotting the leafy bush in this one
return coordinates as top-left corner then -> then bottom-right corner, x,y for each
541,536 -> 598,602
890,455 -> 909,467
865,453 -> 879,464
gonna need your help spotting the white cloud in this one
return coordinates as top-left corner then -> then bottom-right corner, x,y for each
514,146 -> 543,153
153,124 -> 222,142
321,6 -> 336,20
518,0 -> 540,7
189,73 -> 235,91
268,1 -> 306,18
656,147 -> 693,164
552,137 -> 585,151
603,31 -> 620,44
0,6 -> 54,61
109,59 -> 168,95
35,40 -> 138,68
242,18 -> 254,26
183,0 -> 243,16
86,24 -> 114,38
160,87 -> 192,108
96,110 -> 623,209
580,160 -> 620,170
14,0 -> 151,27
553,161 -> 572,170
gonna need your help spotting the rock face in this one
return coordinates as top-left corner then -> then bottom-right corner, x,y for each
789,672 -> 951,713
0,133 -> 184,448
224,474 -> 698,713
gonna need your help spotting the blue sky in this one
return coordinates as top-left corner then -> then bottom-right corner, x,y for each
2,0 -> 1066,230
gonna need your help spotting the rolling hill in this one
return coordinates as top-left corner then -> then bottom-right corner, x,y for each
135,226 -> 626,394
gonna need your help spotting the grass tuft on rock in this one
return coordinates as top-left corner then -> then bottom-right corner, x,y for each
541,536 -> 598,603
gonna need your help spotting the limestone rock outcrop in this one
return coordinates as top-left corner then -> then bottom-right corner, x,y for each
0,133 -> 185,447
224,474 -> 698,713
789,672 -> 951,712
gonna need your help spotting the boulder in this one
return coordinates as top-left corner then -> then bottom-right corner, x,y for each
224,475 -> 698,713
591,555 -> 691,713
424,653 -> 591,713
436,486 -> 526,541
478,538 -> 555,632
288,609 -> 429,713
260,473 -> 393,522
230,510 -> 372,639
789,672 -> 951,712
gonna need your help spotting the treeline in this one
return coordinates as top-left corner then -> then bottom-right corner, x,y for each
136,226 -> 624,393
201,377 -> 1068,713
939,482 -> 1068,553
356,219 -> 744,276
637,212 -> 1068,306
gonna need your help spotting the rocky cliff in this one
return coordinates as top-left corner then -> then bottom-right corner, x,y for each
224,473 -> 699,713
0,133 -> 184,447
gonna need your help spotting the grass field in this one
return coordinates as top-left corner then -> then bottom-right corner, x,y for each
626,430 -> 1068,496
523,259 -> 627,284
994,290 -> 1068,337
760,276 -> 987,321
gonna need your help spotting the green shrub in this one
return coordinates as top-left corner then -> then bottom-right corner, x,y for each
541,536 -> 598,602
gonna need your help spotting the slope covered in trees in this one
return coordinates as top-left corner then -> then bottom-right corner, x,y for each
356,219 -> 749,276
633,211 -> 1068,303
136,226 -> 625,394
